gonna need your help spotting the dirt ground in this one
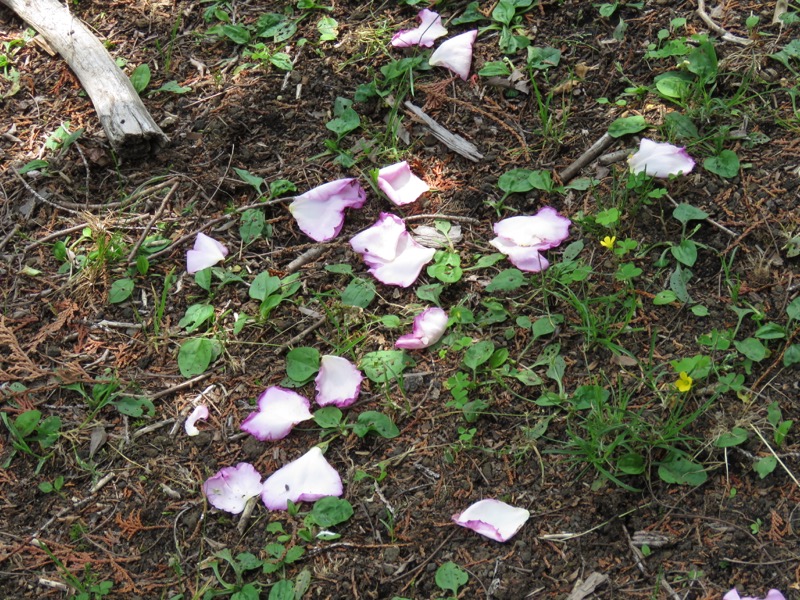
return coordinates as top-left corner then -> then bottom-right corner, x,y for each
1,0 -> 800,598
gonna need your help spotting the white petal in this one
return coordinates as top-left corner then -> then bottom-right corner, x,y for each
240,387 -> 312,441
202,462 -> 263,514
395,307 -> 448,349
377,161 -> 430,206
261,447 -> 343,510
391,9 -> 448,48
187,232 -> 228,273
628,138 -> 695,178
289,178 -> 367,242
364,232 -> 435,287
185,404 -> 209,436
315,355 -> 363,408
489,236 -> 550,273
452,499 -> 530,542
492,207 -> 571,249
350,213 -> 406,261
428,30 -> 477,80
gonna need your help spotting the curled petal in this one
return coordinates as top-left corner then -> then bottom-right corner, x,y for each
628,138 -> 695,178
391,9 -> 448,48
428,30 -> 477,80
452,499 -> 530,542
289,178 -> 367,242
187,232 -> 229,274
315,355 -> 363,408
261,447 -> 343,510
395,307 -> 448,349
377,161 -> 430,206
240,387 -> 313,441
490,207 -> 571,273
203,462 -> 263,514
185,404 -> 209,436
724,591 -> 786,600
489,236 -> 550,273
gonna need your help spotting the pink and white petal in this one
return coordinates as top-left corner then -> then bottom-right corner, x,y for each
315,355 -> 363,408
395,307 -> 448,349
289,178 -> 367,242
240,387 -> 313,441
202,462 -> 263,514
492,207 -> 572,250
489,236 -> 550,273
377,161 -> 430,206
723,590 -> 742,600
628,138 -> 695,178
428,30 -> 477,80
366,233 -> 436,287
185,404 -> 209,436
261,447 -> 343,510
452,499 -> 530,542
391,9 -> 448,48
764,591 -> 787,600
350,213 -> 406,262
187,232 -> 229,273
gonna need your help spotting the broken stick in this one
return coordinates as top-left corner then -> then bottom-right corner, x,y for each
1,0 -> 168,157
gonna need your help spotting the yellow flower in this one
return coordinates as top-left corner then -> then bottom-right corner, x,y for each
675,371 -> 693,393
600,235 -> 616,250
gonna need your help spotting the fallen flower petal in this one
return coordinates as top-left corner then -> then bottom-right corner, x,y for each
395,307 -> 448,349
315,355 -> 363,408
240,387 -> 313,441
377,161 -> 430,206
261,447 -> 343,510
185,404 -> 209,436
391,9 -> 447,48
428,30 -> 477,80
452,499 -> 530,542
350,213 -> 436,287
490,207 -> 571,273
724,589 -> 786,600
187,232 -> 228,274
203,462 -> 263,514
289,178 -> 367,242
628,138 -> 695,178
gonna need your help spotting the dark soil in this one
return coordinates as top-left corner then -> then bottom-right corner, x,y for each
1,1 -> 799,599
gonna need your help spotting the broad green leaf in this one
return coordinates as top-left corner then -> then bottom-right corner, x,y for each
527,46 -> 561,70
498,169 -> 535,193
617,452 -> 645,475
317,16 -> 338,41
179,304 -> 215,333
653,290 -> 678,305
670,240 -> 697,267
658,457 -> 707,486
286,347 -> 320,382
786,297 -> 800,321
310,497 -> 353,527
108,278 -> 134,304
15,410 -> 42,437
714,427 -> 748,447
703,150 -> 740,178
486,269 -> 525,292
341,277 -> 375,308
608,115 -> 647,138
178,338 -> 214,377
784,344 -> 800,367
240,209 -> 266,244
435,562 -> 469,594
352,411 -> 400,438
153,80 -> 192,94
672,203 -> 709,224
313,407 -> 343,429
463,340 -> 495,371
234,167 -> 265,193
734,337 -> 768,361
753,456 -> 777,479
130,64 -> 151,93
112,396 -> 155,418
360,351 -> 414,383
249,271 -> 281,301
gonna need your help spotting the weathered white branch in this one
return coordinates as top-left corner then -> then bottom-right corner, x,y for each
1,0 -> 168,157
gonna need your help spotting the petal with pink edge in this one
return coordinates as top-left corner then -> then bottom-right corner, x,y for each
628,138 -> 695,178
289,178 -> 367,242
350,213 -> 407,261
391,9 -> 448,48
240,387 -> 313,441
203,462 -> 263,514
185,404 -> 209,436
489,236 -> 550,273
492,208 -> 572,250
377,161 -> 430,206
724,590 -> 786,600
315,355 -> 363,408
428,30 -> 477,80
395,307 -> 448,349
187,232 -> 229,274
261,447 -> 343,510
452,499 -> 530,542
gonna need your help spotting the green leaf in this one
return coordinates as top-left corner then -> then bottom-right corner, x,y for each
654,72 -> 693,101
270,52 -> 294,71
703,150 -> 740,178
669,265 -> 692,303
179,304 -> 215,333
130,64 -> 151,93
14,410 -> 42,437
783,344 -> 800,367
531,314 -> 562,339
178,338 -> 214,378
435,562 -> 469,595
653,290 -> 678,305
478,61 -> 511,77
463,340 -> 495,371
314,407 -> 343,429
615,262 -> 642,281
608,115 -> 648,138
714,427 -> 749,447
416,283 -> 443,305
672,203 -> 709,224
341,277 -> 375,308
427,251 -> 462,283
470,253 -> 506,269
317,16 -> 338,41
221,24 -> 251,44
670,239 -> 697,267
18,159 -> 49,174
753,456 -> 777,479
492,1 -> 515,25
528,170 -> 553,191
497,169 -> 535,193
310,497 -> 353,527
286,347 -> 320,382
325,263 -> 353,275
453,2 -> 485,25
112,396 -> 155,418
326,107 -> 360,138
269,179 -> 297,198
249,272 -> 281,301
153,80 -> 192,94
658,457 -> 707,486
360,351 -> 414,383
234,167 -> 265,193
108,278 -> 134,304
267,580 -> 294,600
240,209 -> 266,244
754,323 -> 785,340
734,337 -> 768,361
786,297 -> 800,321
664,112 -> 699,140
617,452 -> 645,475
527,46 -> 561,70
595,208 -> 620,227
352,411 -> 400,438
486,269 -> 525,292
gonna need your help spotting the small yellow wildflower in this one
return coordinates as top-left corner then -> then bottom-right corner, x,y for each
675,371 -> 693,393
600,235 -> 616,250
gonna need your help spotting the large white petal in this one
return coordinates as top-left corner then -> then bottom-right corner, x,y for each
350,213 -> 406,261
187,232 -> 228,273
377,161 -> 430,206
261,447 -> 343,510
452,499 -> 530,542
628,138 -> 695,178
428,30 -> 477,80
395,307 -> 448,349
289,178 -> 367,242
202,462 -> 263,514
365,232 -> 435,287
391,9 -> 448,48
489,236 -> 550,273
492,207 -> 571,249
315,355 -> 363,408
240,387 -> 312,441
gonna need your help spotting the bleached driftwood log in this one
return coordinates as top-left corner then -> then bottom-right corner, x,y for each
1,0 -> 168,157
